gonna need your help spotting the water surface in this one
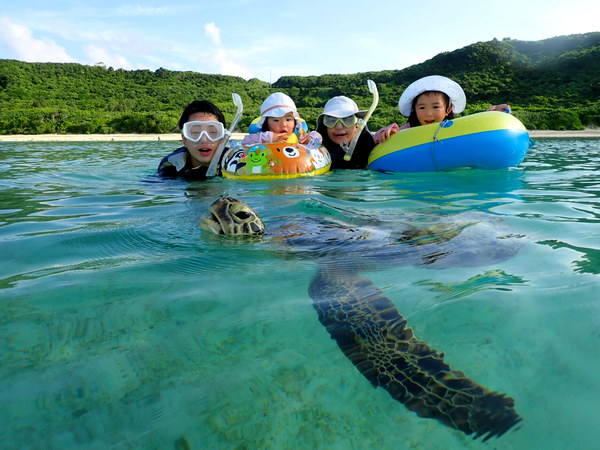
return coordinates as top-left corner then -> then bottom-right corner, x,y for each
1,138 -> 599,449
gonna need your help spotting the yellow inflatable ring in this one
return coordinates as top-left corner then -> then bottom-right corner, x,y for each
368,112 -> 533,172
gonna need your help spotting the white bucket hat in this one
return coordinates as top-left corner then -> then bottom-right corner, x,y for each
257,92 -> 300,127
398,75 -> 466,117
317,96 -> 367,126
322,96 -> 367,118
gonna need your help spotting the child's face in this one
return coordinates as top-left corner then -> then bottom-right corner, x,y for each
415,92 -> 452,125
266,112 -> 296,136
325,117 -> 359,145
182,112 -> 223,167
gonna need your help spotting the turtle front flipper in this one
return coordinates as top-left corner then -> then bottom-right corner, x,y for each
308,266 -> 521,441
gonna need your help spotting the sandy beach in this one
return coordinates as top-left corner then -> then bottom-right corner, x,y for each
0,132 -> 247,142
527,129 -> 600,139
0,130 -> 598,142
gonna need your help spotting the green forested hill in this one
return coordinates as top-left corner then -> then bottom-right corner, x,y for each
1,32 -> 598,134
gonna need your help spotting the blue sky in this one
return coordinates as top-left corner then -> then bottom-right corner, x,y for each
1,1 -> 598,82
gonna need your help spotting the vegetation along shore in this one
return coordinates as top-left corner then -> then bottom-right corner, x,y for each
1,130 -> 598,143
1,32 -> 598,136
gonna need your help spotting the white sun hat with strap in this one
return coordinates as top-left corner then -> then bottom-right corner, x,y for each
398,75 -> 466,117
320,96 -> 367,119
257,92 -> 300,127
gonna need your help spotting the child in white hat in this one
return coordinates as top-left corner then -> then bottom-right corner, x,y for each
242,92 -> 322,145
374,75 -> 511,143
316,95 -> 375,169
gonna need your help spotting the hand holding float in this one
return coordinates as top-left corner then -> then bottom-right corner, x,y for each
374,123 -> 400,144
206,93 -> 243,178
487,103 -> 511,114
342,79 -> 378,161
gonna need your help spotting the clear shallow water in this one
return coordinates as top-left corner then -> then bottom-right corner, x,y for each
1,139 -> 599,449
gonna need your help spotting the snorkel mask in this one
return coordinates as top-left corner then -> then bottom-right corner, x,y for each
322,115 -> 359,128
182,121 -> 225,142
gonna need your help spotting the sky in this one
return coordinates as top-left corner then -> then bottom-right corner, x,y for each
1,0 -> 598,83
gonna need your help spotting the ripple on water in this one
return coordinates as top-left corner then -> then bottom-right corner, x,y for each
1,139 -> 599,448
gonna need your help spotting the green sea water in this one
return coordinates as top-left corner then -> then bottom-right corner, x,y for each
1,138 -> 599,449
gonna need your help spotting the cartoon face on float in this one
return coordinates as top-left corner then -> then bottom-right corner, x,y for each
269,144 -> 306,173
245,146 -> 270,173
279,145 -> 301,159
221,142 -> 332,180
248,147 -> 269,165
307,147 -> 329,170
223,148 -> 246,174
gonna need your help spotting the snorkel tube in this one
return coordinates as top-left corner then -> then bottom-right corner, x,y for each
206,93 -> 244,178
341,79 -> 379,161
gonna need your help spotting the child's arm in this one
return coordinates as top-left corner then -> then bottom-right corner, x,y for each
242,131 -> 273,145
374,123 -> 400,143
300,131 -> 322,146
488,104 -> 511,113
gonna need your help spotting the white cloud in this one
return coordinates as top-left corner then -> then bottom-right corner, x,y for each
204,22 -> 222,46
0,16 -> 75,63
83,44 -> 133,69
212,48 -> 253,79
198,22 -> 256,79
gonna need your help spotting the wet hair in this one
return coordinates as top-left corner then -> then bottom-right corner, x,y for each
407,90 -> 455,127
179,100 -> 226,129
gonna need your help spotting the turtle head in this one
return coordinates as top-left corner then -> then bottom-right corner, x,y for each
202,197 -> 266,236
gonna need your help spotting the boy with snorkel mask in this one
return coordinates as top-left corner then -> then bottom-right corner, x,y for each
156,100 -> 228,179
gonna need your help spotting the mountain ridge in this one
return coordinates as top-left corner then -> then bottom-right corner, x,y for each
1,32 -> 598,134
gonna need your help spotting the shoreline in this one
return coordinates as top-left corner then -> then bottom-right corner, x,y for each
0,132 -> 247,142
0,130 -> 598,142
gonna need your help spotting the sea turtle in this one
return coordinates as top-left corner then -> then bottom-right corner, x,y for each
201,197 -> 522,441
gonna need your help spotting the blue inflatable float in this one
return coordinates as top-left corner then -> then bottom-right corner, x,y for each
367,111 -> 533,172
